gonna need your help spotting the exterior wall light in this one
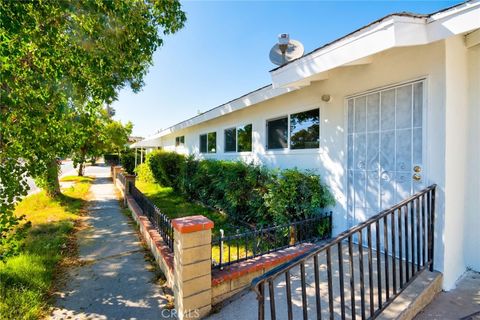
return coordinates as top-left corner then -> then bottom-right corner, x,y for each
321,94 -> 332,102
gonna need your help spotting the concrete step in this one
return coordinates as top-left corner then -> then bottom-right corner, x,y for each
377,270 -> 443,320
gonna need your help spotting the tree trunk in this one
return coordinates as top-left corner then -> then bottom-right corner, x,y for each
78,161 -> 84,176
78,148 -> 86,176
44,158 -> 61,197
289,225 -> 296,246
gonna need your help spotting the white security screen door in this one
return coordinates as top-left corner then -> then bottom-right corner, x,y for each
347,80 -> 425,227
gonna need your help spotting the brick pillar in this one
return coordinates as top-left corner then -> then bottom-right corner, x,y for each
172,216 -> 213,319
112,166 -> 123,186
123,174 -> 136,206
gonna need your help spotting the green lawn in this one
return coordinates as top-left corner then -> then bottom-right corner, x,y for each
0,176 -> 93,320
135,181 -> 251,266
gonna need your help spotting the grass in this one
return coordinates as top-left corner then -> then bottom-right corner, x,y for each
0,175 -> 93,320
135,180 -> 250,266
135,181 -> 233,238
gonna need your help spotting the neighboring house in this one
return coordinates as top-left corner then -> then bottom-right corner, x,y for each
128,136 -> 144,145
134,1 -> 480,290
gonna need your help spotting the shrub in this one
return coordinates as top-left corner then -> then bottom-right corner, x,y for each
145,151 -> 335,226
104,154 -> 120,166
264,169 -> 335,224
134,163 -> 155,183
148,150 -> 186,190
120,150 -> 135,174
178,155 -> 200,197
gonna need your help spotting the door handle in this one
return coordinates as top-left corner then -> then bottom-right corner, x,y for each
413,173 -> 421,181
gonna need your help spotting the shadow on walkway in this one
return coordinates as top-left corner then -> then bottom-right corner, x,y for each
51,165 -> 174,320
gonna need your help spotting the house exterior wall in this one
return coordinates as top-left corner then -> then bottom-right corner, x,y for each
155,37 -> 480,289
463,42 -> 480,273
159,40 -> 450,272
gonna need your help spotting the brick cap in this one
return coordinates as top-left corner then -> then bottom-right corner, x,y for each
172,215 -> 214,233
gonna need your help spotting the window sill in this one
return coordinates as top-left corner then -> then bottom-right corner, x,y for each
264,149 -> 323,156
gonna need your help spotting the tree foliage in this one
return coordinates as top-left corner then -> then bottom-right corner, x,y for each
70,108 -> 132,176
0,0 -> 186,258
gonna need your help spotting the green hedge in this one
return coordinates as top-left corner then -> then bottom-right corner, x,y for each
139,150 -> 335,225
104,154 -> 120,166
120,150 -> 135,174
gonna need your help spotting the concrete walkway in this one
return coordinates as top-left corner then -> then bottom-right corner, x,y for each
415,270 -> 480,320
51,165 -> 173,320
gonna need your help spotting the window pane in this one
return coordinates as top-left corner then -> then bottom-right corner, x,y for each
207,132 -> 216,153
237,124 -> 252,152
224,128 -> 236,152
175,137 -> 179,146
290,108 -> 320,149
180,136 -> 185,145
267,117 -> 288,149
200,134 -> 207,153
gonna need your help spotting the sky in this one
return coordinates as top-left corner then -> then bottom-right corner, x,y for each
111,0 -> 462,138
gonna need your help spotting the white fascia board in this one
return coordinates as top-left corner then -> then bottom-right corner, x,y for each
130,137 -> 162,148
272,0 -> 480,89
426,1 -> 480,42
153,85 -> 298,139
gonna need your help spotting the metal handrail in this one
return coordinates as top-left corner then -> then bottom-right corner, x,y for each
251,184 -> 436,320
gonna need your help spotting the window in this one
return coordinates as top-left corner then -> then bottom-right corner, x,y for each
224,124 -> 252,152
224,128 -> 236,152
266,117 -> 288,150
175,136 -> 185,147
200,132 -> 217,153
207,132 -> 216,153
290,108 -> 320,149
237,124 -> 252,152
199,134 -> 207,153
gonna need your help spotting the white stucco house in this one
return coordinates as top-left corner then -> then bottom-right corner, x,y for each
132,1 -> 480,291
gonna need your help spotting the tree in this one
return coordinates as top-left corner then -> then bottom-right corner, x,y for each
0,0 -> 186,257
70,108 -> 132,176
105,119 -> 134,156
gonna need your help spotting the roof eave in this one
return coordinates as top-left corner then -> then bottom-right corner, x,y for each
270,0 -> 480,89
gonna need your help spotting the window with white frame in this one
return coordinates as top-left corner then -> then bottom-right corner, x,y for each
200,132 -> 216,153
224,124 -> 252,152
237,124 -> 252,152
175,136 -> 185,147
290,108 -> 320,149
224,128 -> 236,152
199,134 -> 207,153
266,117 -> 288,150
207,132 -> 216,153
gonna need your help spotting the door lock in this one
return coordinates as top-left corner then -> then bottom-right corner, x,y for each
413,165 -> 422,173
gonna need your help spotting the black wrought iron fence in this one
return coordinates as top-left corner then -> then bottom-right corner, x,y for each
212,212 -> 332,270
129,184 -> 174,252
251,185 -> 436,320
